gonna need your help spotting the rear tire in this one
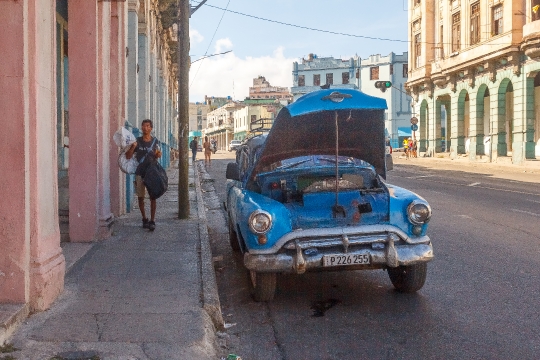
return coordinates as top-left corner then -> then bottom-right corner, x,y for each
228,218 -> 241,252
387,263 -> 427,293
248,271 -> 276,302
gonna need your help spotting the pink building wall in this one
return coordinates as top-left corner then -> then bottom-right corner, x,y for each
68,1 -> 114,241
0,0 -> 65,310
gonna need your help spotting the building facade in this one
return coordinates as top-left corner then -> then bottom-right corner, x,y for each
291,54 -> 359,101
249,76 -> 292,101
0,0 -> 179,317
233,100 -> 283,140
406,0 -> 540,162
204,101 -> 245,150
359,52 -> 412,148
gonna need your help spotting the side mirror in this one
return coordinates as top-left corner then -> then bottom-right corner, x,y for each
386,153 -> 394,171
226,162 -> 240,181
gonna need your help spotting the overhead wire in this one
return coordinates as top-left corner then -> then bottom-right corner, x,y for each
195,2 -> 527,48
189,0 -> 232,89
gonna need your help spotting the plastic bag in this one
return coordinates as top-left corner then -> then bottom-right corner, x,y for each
113,127 -> 136,149
118,149 -> 139,174
143,160 -> 168,199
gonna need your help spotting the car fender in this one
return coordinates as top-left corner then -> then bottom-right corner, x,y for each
387,184 -> 430,237
227,186 -> 293,252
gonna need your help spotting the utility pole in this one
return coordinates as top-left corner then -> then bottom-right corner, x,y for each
177,0 -> 190,219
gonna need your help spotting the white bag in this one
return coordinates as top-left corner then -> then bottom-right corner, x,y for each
118,148 -> 139,174
113,127 -> 137,149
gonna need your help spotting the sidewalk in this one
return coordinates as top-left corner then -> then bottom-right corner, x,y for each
1,161 -> 223,359
392,151 -> 540,183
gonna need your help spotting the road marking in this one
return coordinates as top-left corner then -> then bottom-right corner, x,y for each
468,182 -> 481,186
526,199 -> 540,204
511,209 -> 540,217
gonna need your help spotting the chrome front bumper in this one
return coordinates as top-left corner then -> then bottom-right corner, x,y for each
244,233 -> 433,274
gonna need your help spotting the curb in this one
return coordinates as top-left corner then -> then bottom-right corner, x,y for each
0,304 -> 28,345
193,161 -> 225,331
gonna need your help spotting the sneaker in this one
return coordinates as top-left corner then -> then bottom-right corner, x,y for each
142,218 -> 149,229
148,221 -> 156,231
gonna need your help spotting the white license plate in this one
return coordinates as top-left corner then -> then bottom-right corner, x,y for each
323,253 -> 370,267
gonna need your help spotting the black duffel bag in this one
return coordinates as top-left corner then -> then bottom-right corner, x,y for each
142,159 -> 168,200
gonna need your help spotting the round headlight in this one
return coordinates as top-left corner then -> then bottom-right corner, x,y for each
248,210 -> 272,234
407,200 -> 432,225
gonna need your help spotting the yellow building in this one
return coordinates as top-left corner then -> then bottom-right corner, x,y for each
406,0 -> 540,163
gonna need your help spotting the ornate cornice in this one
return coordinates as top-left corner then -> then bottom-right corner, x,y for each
128,0 -> 139,12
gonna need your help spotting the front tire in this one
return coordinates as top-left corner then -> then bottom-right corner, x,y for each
387,263 -> 427,293
228,218 -> 241,252
248,271 -> 276,302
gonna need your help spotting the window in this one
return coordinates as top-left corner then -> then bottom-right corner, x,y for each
370,66 -> 379,80
533,0 -> 540,21
403,64 -> 408,78
389,65 -> 393,75
492,5 -> 503,36
342,72 -> 350,84
438,25 -> 444,59
470,3 -> 480,45
313,74 -> 320,86
414,33 -> 421,68
326,73 -> 333,85
251,115 -> 257,122
452,12 -> 461,52
298,75 -> 305,86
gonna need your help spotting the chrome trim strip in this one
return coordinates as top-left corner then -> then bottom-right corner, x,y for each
250,224 -> 430,255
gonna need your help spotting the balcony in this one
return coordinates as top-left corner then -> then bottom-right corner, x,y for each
522,20 -> 540,59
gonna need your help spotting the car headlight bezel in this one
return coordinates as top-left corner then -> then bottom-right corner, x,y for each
407,200 -> 432,225
248,210 -> 273,234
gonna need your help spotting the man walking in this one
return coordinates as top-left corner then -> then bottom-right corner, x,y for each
189,136 -> 198,162
126,119 -> 161,231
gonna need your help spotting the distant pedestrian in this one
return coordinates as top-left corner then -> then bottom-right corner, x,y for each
403,138 -> 409,159
125,119 -> 161,231
203,136 -> 212,166
189,137 -> 198,162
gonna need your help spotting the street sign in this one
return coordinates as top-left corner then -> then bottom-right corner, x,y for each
410,117 -> 418,125
411,124 -> 419,131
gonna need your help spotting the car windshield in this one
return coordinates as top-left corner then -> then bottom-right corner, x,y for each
263,155 -> 374,172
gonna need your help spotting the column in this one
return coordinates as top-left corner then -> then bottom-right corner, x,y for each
109,1 -> 127,217
68,0 -> 113,242
0,0 -> 65,310
138,27 -> 150,124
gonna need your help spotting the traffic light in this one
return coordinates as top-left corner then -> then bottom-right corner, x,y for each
375,81 -> 392,92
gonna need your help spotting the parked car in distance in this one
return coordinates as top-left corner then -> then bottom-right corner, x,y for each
228,139 -> 242,152
225,89 -> 433,302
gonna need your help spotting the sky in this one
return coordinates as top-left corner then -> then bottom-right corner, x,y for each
188,0 -> 409,102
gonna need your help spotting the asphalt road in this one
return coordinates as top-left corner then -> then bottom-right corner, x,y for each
201,152 -> 540,360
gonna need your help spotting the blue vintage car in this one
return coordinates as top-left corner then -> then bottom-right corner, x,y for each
225,89 -> 433,301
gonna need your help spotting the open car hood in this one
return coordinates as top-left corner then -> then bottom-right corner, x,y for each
251,89 -> 388,178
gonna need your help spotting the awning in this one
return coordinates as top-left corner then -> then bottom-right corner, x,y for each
398,127 -> 412,137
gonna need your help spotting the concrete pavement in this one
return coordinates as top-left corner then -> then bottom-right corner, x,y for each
1,161 -> 223,359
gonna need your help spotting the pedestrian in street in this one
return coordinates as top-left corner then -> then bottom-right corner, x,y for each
403,138 -> 410,159
407,138 -> 414,158
203,136 -> 212,166
125,119 -> 162,231
189,136 -> 198,163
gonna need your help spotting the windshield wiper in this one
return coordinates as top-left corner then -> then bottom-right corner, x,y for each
276,158 -> 312,170
318,157 -> 352,165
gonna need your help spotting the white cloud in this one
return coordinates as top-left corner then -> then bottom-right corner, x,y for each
189,28 -> 204,44
189,46 -> 295,102
215,38 -> 233,53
